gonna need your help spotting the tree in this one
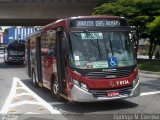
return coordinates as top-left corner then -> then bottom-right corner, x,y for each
148,16 -> 160,59
93,0 -> 160,59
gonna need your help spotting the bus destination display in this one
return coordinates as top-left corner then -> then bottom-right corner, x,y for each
70,19 -> 128,27
77,20 -> 120,27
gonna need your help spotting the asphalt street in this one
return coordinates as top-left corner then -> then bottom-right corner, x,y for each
0,58 -> 160,120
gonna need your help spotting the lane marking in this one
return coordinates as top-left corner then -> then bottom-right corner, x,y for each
1,77 -> 160,115
14,93 -> 31,97
0,77 -> 17,114
0,77 -> 62,114
15,77 -> 61,114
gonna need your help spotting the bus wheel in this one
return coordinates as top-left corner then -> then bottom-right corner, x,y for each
51,79 -> 63,100
32,70 -> 38,87
52,79 -> 59,95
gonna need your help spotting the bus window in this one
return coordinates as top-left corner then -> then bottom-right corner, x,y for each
41,30 -> 56,56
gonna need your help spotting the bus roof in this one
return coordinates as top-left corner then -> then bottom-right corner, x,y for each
42,15 -> 126,31
26,15 -> 128,38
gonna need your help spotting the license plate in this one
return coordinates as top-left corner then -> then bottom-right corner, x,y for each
107,91 -> 119,97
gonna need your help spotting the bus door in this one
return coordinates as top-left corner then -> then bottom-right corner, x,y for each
36,37 -> 42,84
41,30 -> 56,89
56,28 -> 67,94
26,39 -> 31,77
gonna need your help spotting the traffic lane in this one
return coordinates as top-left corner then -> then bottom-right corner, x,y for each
21,78 -> 160,114
21,72 -> 160,100
21,73 -> 160,104
53,94 -> 160,114
139,73 -> 160,93
62,94 -> 160,120
0,58 -> 26,109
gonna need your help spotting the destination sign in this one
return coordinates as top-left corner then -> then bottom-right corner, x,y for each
76,20 -> 120,27
70,19 -> 128,27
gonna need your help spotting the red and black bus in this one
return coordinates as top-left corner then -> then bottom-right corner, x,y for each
26,16 -> 140,102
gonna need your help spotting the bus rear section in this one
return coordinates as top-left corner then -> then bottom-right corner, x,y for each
4,40 -> 25,64
26,16 -> 140,102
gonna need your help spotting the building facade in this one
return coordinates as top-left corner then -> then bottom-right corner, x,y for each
3,27 -> 40,44
0,27 -> 3,44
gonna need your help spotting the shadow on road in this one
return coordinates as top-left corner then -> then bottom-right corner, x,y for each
21,79 -> 138,114
53,100 -> 138,114
0,60 -> 25,69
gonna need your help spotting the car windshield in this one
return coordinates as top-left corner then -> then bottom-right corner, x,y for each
69,31 -> 136,69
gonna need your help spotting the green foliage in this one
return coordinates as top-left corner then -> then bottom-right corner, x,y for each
93,0 -> 160,60
149,16 -> 160,35
148,16 -> 160,48
138,60 -> 160,72
136,0 -> 160,16
94,0 -> 159,24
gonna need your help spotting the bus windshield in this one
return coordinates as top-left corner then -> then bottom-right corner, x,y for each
69,31 -> 136,69
8,40 -> 25,56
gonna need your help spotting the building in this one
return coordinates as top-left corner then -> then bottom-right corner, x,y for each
3,27 -> 40,44
0,27 -> 3,44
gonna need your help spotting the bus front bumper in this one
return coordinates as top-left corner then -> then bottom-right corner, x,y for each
71,81 -> 140,102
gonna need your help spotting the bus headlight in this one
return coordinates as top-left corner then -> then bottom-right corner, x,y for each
133,74 -> 139,88
72,79 -> 89,92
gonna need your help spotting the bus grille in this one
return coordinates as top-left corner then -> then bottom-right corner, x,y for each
85,68 -> 135,79
90,87 -> 132,97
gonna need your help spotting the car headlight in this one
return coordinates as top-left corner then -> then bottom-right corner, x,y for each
72,78 -> 89,92
133,74 -> 139,87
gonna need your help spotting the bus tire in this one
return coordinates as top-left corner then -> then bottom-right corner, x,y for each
32,70 -> 38,87
51,79 -> 63,101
